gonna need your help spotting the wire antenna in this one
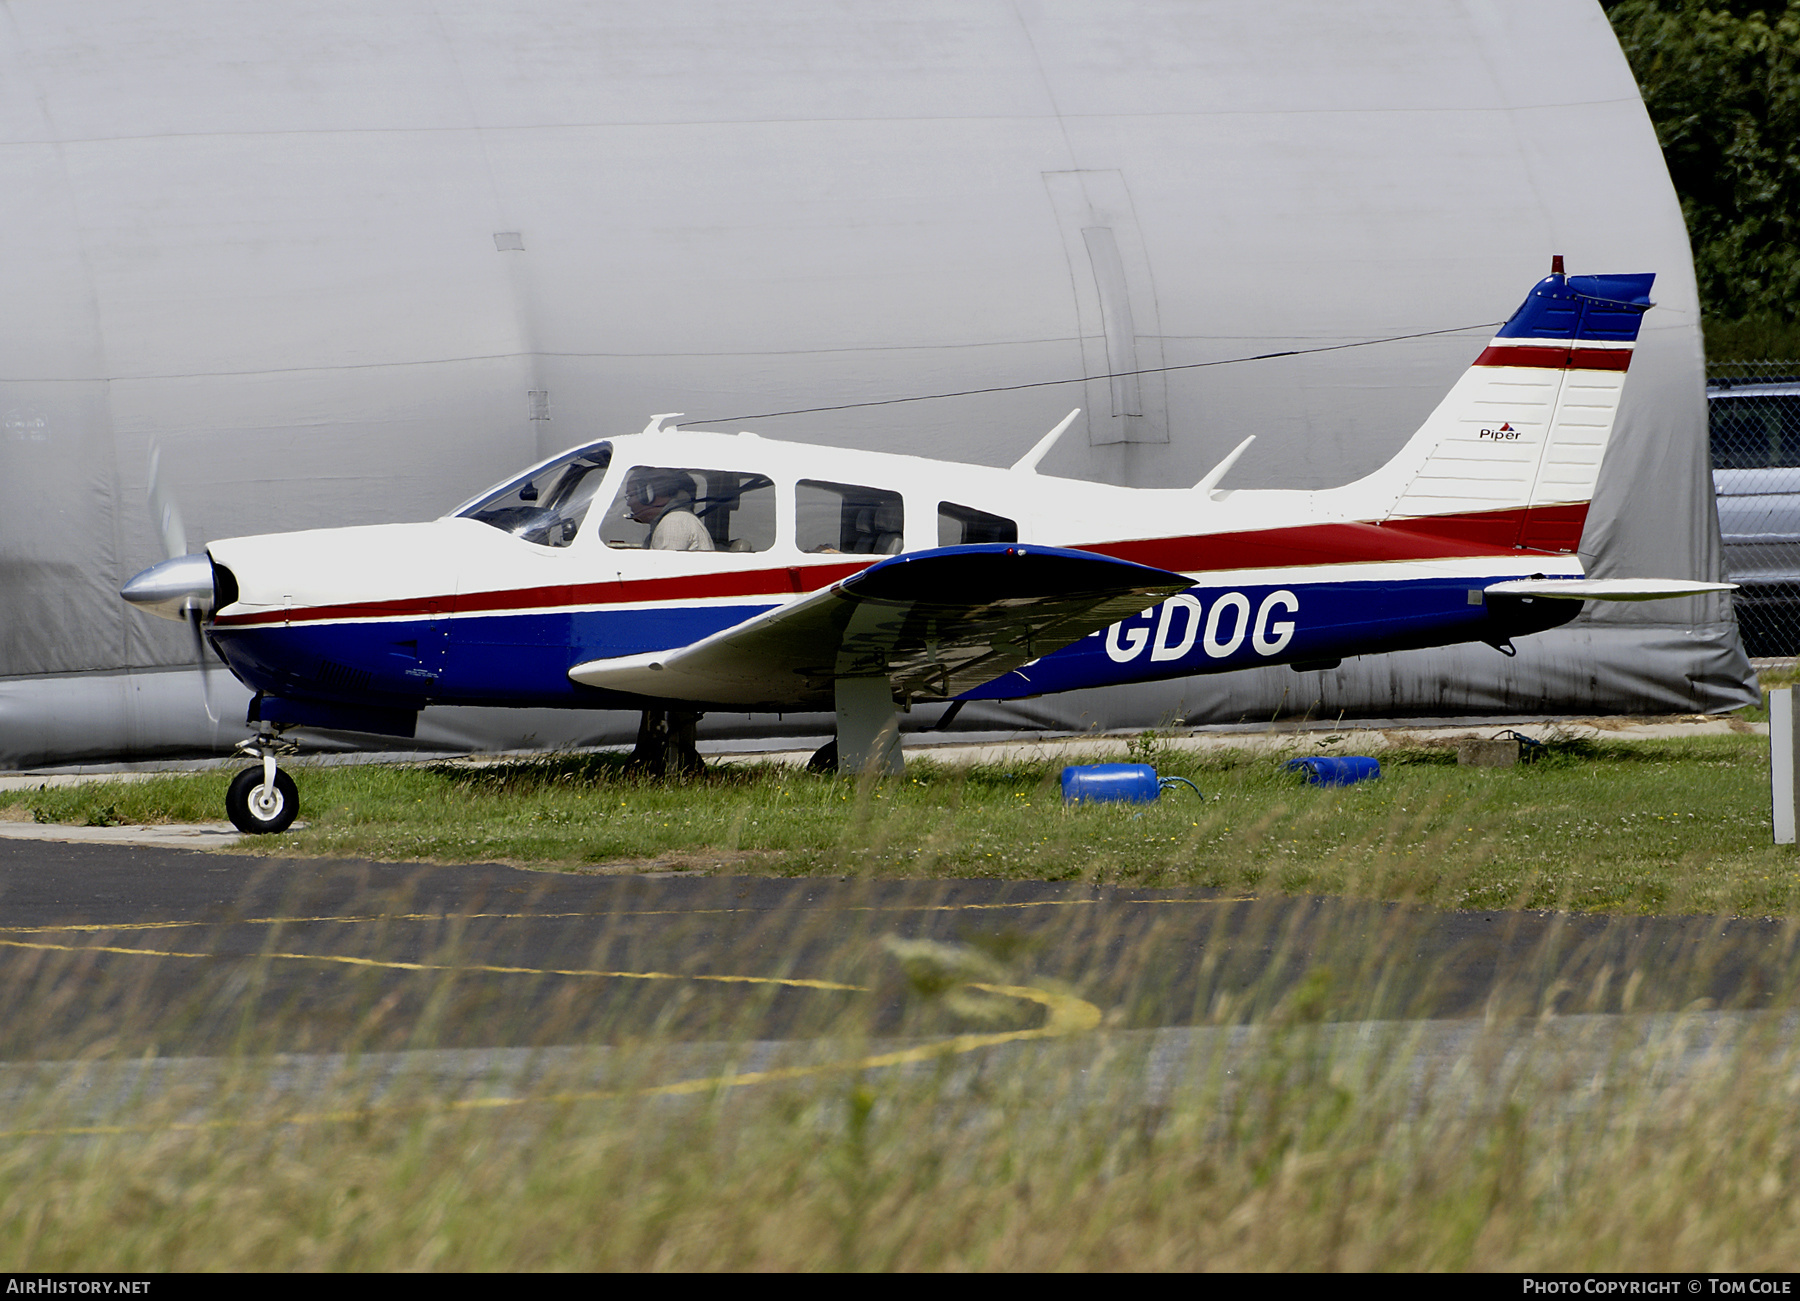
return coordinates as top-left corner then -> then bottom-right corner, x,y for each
684,320 -> 1503,426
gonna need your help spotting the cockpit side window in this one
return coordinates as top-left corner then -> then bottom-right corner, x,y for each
599,468 -> 777,552
457,442 -> 613,548
796,480 -> 904,554
938,502 -> 1017,547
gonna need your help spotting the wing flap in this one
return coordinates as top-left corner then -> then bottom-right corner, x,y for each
567,545 -> 1192,708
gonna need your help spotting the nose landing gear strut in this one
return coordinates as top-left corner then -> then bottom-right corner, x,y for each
225,730 -> 301,834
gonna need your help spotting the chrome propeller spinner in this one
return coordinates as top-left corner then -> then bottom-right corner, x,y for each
119,551 -> 216,622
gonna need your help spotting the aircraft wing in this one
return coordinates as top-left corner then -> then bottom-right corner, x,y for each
1483,578 -> 1737,601
567,544 -> 1192,708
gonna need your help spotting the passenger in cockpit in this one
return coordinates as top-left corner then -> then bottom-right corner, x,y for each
627,470 -> 714,551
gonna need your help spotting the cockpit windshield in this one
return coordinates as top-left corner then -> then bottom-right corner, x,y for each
454,442 -> 613,548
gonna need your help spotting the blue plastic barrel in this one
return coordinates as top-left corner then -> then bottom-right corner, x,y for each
1283,756 -> 1382,786
1061,763 -> 1161,804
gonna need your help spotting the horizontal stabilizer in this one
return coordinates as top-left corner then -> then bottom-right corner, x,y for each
1483,578 -> 1737,601
567,544 -> 1192,708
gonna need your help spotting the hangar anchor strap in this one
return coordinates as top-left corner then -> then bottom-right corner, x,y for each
685,320 -> 1505,425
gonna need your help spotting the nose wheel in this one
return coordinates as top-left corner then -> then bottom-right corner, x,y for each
227,732 -> 300,834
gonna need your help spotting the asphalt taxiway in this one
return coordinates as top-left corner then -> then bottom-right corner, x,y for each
2,837 -> 1798,1136
3,837 -> 1797,1061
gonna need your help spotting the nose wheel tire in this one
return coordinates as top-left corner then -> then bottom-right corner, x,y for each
226,765 -> 299,835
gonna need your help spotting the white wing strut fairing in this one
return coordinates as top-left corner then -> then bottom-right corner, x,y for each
567,545 -> 1193,709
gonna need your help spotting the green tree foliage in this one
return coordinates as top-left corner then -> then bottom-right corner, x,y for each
1605,2 -> 1799,344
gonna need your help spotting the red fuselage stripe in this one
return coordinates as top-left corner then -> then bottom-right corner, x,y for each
1081,505 -> 1586,571
1474,345 -> 1632,371
212,560 -> 874,628
211,504 -> 1589,628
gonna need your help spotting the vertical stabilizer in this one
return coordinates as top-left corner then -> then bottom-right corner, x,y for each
1337,269 -> 1654,552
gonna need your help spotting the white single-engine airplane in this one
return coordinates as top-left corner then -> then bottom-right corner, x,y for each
122,263 -> 1731,833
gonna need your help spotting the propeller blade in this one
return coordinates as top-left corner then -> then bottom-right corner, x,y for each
148,443 -> 188,561
142,444 -> 215,723
187,606 -> 218,724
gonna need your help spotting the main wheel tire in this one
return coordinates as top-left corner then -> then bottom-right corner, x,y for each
226,765 -> 299,835
806,740 -> 838,774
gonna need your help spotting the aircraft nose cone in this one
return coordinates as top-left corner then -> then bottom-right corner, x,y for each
121,553 -> 216,622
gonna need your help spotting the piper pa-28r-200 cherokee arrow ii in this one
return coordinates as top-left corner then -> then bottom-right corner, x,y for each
122,262 -> 1731,834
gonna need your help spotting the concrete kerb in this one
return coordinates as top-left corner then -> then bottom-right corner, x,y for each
0,820 -> 247,848
731,713 -> 1763,770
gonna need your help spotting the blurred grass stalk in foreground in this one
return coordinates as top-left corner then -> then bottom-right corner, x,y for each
3,871 -> 1800,1270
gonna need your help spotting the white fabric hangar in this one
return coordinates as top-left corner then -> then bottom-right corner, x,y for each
0,0 -> 1755,767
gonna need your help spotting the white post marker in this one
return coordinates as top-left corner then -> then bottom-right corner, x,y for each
1773,687 -> 1799,845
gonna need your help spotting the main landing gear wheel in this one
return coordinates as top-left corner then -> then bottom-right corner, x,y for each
226,765 -> 299,835
625,707 -> 706,778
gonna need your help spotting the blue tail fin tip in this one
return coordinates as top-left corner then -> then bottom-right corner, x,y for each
1496,271 -> 1656,344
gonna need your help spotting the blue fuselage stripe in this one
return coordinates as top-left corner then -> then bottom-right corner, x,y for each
212,576 -> 1548,711
958,578 -> 1502,699
214,603 -> 776,709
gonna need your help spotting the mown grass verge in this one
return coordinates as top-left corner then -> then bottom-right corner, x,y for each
5,731 -> 1791,916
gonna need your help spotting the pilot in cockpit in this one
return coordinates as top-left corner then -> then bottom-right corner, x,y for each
625,469 -> 714,551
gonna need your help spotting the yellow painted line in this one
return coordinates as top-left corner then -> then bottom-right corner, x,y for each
0,894 -> 1151,1137
0,895 -> 1254,936
0,936 -> 863,994
0,981 -> 1103,1138
622,981 -> 1101,1101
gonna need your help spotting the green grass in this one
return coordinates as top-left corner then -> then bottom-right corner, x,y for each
6,731 -> 1792,916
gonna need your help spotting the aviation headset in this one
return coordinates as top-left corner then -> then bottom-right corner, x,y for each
628,470 -> 696,508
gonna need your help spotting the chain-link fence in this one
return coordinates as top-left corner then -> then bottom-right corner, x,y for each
1709,360 -> 1800,658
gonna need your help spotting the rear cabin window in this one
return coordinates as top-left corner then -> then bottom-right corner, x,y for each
599,468 -> 776,552
1711,395 -> 1800,470
938,502 -> 1018,547
796,480 -> 904,554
